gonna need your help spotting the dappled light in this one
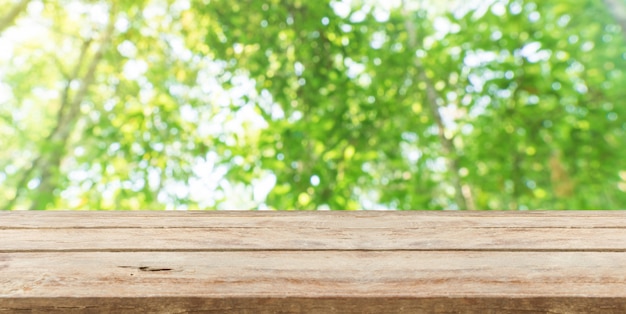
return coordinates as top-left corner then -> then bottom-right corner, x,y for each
0,0 -> 625,210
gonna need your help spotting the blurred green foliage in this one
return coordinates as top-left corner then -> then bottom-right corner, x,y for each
1,0 -> 625,210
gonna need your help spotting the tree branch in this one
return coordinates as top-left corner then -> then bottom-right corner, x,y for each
402,2 -> 475,210
2,4 -> 117,210
0,0 -> 30,34
2,37 -> 97,210
28,6 -> 117,210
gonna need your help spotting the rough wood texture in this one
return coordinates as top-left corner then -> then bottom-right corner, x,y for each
2,211 -> 626,313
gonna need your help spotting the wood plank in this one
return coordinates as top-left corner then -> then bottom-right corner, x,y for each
2,251 -> 626,312
2,297 -> 625,314
3,251 -> 626,297
2,210 -> 626,229
2,227 -> 626,252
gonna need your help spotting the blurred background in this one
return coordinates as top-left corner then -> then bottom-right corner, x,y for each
1,0 -> 625,210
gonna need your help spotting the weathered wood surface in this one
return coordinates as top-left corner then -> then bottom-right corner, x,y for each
2,211 -> 626,313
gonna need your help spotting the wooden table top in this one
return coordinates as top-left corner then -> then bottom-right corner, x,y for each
2,210 -> 626,313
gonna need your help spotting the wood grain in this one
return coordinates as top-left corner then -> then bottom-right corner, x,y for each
3,210 -> 626,229
2,227 -> 626,252
2,211 -> 626,313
